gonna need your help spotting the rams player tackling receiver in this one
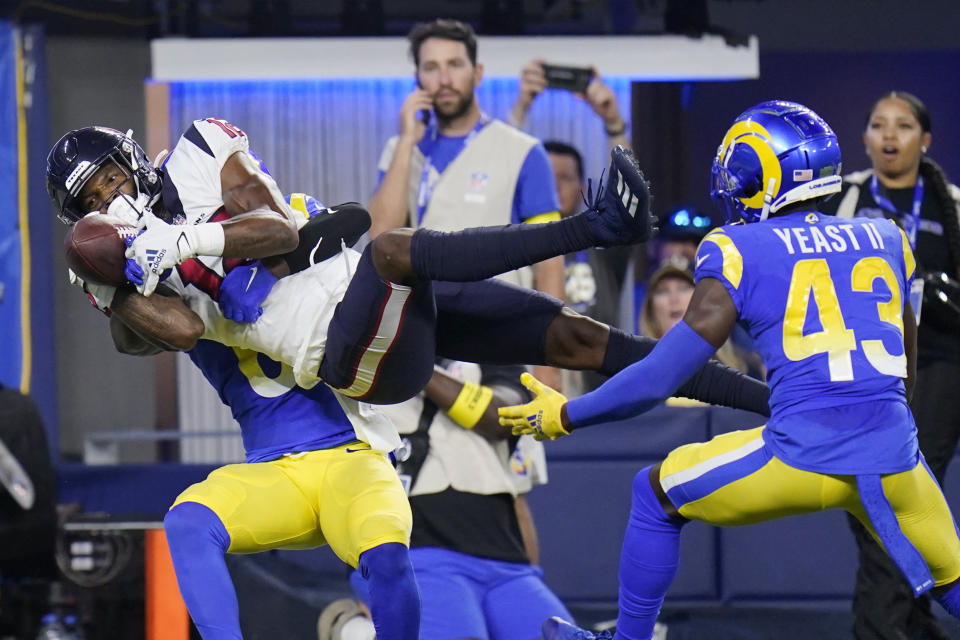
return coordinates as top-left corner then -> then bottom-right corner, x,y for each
501,101 -> 960,640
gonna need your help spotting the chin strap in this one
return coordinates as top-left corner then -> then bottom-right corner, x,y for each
759,177 -> 777,222
769,175 -> 844,216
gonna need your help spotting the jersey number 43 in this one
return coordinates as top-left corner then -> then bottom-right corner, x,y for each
783,257 -> 905,381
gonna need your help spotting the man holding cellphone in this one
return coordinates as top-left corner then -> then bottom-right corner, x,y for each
368,21 -> 566,392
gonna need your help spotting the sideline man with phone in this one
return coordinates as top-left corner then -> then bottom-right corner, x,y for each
369,20 -> 566,392
365,18 -> 575,639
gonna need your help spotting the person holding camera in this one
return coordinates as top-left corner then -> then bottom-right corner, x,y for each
820,91 -> 960,640
509,61 -> 633,393
509,59 -> 630,151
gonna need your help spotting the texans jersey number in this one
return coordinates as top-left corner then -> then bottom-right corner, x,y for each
205,118 -> 245,139
783,257 -> 905,381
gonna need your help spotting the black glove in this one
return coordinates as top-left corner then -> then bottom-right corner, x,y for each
281,202 -> 372,274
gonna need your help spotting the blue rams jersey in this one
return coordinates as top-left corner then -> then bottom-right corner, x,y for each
695,210 -> 918,473
185,192 -> 357,463
188,340 -> 358,463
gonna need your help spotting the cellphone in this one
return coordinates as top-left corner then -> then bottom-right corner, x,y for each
542,64 -> 593,93
420,109 -> 431,127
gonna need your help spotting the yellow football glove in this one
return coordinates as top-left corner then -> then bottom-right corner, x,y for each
498,372 -> 571,441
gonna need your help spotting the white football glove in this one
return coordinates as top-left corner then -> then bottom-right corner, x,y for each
68,268 -> 116,316
125,210 -> 225,297
105,192 -> 153,227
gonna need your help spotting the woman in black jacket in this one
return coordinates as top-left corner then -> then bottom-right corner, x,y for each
821,91 -> 960,640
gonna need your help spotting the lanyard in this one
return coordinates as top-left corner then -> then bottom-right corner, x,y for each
416,113 -> 490,224
869,173 -> 924,250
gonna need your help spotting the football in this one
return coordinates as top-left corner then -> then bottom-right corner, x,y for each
64,215 -> 138,286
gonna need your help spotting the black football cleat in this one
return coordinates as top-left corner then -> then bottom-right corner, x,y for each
582,145 -> 655,247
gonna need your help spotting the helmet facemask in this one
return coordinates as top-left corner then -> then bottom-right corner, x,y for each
95,160 -> 159,226
710,147 -> 776,224
48,126 -> 163,226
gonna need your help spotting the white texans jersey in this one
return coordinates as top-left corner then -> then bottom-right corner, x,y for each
158,117 -> 277,290
158,119 -> 400,452
166,248 -> 359,389
161,117 -> 252,226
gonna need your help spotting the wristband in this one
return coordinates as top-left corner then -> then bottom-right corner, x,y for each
184,222 -> 226,257
604,120 -> 626,137
447,381 -> 493,429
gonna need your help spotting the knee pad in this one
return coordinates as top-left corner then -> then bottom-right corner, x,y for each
359,542 -> 412,583
631,467 -> 683,534
164,502 -> 230,553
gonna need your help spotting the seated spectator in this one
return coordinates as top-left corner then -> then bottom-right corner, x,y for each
639,264 -> 750,376
632,205 -> 716,333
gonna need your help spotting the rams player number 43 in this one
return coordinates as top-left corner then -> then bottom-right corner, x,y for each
501,100 -> 960,640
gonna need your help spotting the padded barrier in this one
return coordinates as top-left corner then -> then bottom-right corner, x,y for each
57,405 -> 960,609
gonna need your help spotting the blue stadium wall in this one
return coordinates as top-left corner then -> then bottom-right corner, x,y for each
0,22 -> 56,450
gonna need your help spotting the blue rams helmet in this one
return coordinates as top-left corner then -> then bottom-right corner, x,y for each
46,126 -> 162,225
710,100 -> 842,224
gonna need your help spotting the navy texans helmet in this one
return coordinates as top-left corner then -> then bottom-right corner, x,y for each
46,126 -> 162,225
710,100 -> 842,224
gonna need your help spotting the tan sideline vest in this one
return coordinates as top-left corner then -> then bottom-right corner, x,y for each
380,120 -> 540,288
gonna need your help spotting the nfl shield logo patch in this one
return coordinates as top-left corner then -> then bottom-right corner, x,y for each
465,171 -> 489,203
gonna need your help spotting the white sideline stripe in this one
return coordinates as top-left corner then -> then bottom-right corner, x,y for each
342,282 -> 411,397
660,436 -> 765,493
